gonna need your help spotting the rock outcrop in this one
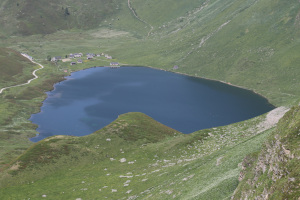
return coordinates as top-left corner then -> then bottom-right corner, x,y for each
232,105 -> 300,200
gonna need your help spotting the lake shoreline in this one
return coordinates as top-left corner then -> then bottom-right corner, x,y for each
54,62 -> 275,108
120,64 -> 275,108
28,64 -> 275,141
30,65 -> 275,141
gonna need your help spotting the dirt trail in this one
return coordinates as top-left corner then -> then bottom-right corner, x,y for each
127,0 -> 154,36
0,54 -> 44,94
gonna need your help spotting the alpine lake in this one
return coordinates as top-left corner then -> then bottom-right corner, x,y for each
30,66 -> 275,142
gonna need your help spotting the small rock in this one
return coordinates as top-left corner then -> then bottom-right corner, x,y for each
166,190 -> 173,195
288,177 -> 295,182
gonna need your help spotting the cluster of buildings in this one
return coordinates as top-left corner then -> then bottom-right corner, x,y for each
51,56 -> 62,62
51,52 -> 117,66
69,53 -> 83,58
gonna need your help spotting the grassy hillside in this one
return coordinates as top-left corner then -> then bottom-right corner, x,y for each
0,111 -> 280,200
109,0 -> 300,106
0,48 -> 68,171
0,0 -> 119,36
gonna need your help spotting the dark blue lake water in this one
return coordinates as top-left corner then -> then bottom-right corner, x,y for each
30,67 -> 275,142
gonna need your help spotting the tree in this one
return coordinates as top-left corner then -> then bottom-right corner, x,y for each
47,55 -> 51,61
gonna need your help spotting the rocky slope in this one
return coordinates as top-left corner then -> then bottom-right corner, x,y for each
232,105 -> 300,199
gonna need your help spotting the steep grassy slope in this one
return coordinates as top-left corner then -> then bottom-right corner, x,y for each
109,0 -> 300,106
129,0 -> 203,27
232,105 -> 300,199
0,0 -> 119,36
0,111 -> 281,200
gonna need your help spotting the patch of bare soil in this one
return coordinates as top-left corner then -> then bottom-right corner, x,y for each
256,106 -> 290,133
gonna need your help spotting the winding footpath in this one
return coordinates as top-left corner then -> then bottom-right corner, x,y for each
0,54 -> 44,94
127,0 -> 154,37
